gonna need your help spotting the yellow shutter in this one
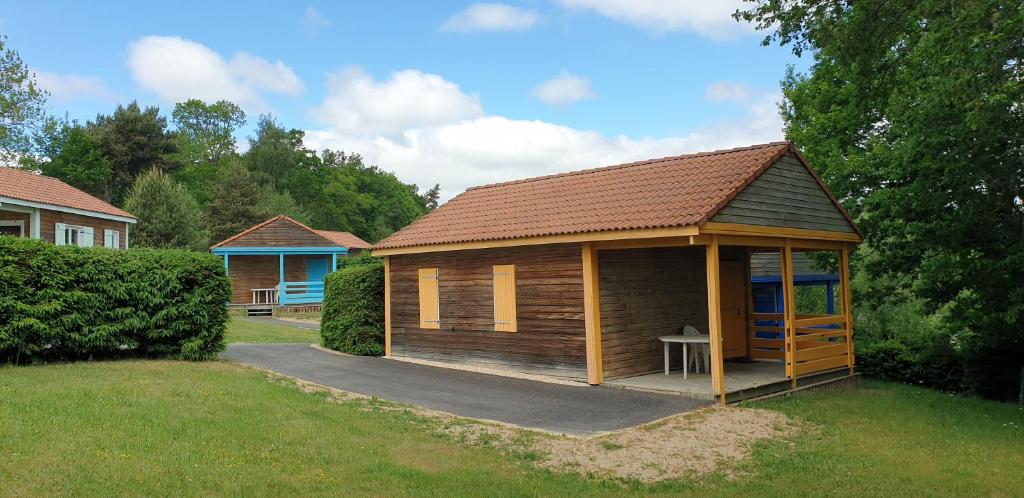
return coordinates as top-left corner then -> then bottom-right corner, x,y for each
418,268 -> 440,329
493,265 -> 517,332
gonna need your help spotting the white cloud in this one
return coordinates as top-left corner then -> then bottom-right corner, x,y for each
440,3 -> 539,32
301,6 -> 330,37
126,36 -> 303,113
556,0 -> 751,38
310,67 -> 483,135
533,70 -> 595,107
33,70 -> 115,103
704,81 -> 754,103
305,72 -> 783,201
228,53 -> 304,96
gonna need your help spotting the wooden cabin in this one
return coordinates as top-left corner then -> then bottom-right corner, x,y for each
210,215 -> 370,312
372,142 -> 862,403
0,167 -> 136,248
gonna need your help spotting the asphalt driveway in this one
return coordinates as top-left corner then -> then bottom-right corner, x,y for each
222,343 -> 708,436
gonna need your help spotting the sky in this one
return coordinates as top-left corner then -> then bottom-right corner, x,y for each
2,1 -> 807,200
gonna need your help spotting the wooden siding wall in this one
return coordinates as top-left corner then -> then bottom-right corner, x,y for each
0,210 -> 30,235
389,244 -> 587,379
599,247 -> 710,379
711,153 -> 856,233
39,210 -> 129,249
221,219 -> 337,247
226,255 -> 330,304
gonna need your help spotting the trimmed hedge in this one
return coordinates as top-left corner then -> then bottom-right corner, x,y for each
0,237 -> 231,363
321,256 -> 385,356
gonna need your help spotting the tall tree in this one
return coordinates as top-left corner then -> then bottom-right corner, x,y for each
256,188 -> 310,225
313,150 -> 428,242
123,169 -> 208,250
0,35 -> 49,165
89,102 -> 178,204
39,124 -> 111,198
421,184 -> 441,211
170,99 -> 246,207
243,115 -> 311,188
172,99 -> 245,165
206,161 -> 266,243
739,0 -> 1024,399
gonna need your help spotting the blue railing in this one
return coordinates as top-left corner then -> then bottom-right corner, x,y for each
280,281 -> 325,305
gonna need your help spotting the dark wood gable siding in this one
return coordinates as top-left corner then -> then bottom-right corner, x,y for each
711,153 -> 856,233
389,244 -> 587,379
221,219 -> 337,247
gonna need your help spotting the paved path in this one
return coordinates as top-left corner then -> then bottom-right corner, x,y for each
222,343 -> 708,436
240,316 -> 320,330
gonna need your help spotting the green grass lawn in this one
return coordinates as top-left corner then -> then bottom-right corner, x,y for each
224,317 -> 320,344
2,360 -> 1022,497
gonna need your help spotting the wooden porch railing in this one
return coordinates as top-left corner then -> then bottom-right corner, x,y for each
791,314 -> 850,376
251,287 -> 279,305
280,281 -> 325,306
748,312 -> 852,377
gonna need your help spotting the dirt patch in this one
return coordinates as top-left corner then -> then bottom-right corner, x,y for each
259,367 -> 801,483
533,406 -> 798,481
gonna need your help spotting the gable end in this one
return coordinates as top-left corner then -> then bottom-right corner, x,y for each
710,153 -> 856,234
221,218 -> 338,247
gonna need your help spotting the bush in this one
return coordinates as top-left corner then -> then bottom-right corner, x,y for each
854,298 -> 966,392
320,256 -> 384,356
0,237 -> 230,362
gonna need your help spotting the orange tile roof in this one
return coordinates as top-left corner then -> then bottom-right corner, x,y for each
210,214 -> 370,250
314,230 -> 372,249
0,167 -> 135,219
374,142 -> 844,250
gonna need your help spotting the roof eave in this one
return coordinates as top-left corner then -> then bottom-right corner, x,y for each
0,196 -> 136,223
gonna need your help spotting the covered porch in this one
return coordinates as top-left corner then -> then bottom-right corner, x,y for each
0,202 -> 40,238
212,247 -> 348,306
584,227 -> 857,403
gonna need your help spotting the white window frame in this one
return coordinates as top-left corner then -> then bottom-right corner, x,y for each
104,229 -> 121,249
0,220 -> 24,237
58,224 -> 93,248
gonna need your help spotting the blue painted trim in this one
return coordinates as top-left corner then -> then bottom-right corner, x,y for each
279,253 -> 286,306
211,246 -> 350,256
752,274 -> 839,284
280,280 -> 326,305
223,254 -> 229,274
331,253 -> 337,272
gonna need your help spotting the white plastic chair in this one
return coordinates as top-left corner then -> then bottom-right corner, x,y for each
682,325 -> 711,374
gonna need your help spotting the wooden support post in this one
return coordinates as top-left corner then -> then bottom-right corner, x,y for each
781,240 -> 797,388
840,245 -> 855,373
331,253 -> 338,272
705,235 -> 727,404
582,242 -> 603,385
384,256 -> 392,356
744,248 -> 754,359
223,254 -> 229,274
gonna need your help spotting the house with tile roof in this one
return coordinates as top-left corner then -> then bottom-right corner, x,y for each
0,167 -> 136,249
372,142 -> 863,403
210,215 -> 371,312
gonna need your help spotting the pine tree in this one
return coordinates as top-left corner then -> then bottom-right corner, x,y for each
206,161 -> 266,243
123,169 -> 208,250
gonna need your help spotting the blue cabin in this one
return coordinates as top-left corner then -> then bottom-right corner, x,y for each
210,215 -> 371,309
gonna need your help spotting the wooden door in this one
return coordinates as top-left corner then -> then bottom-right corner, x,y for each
720,260 -> 748,359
